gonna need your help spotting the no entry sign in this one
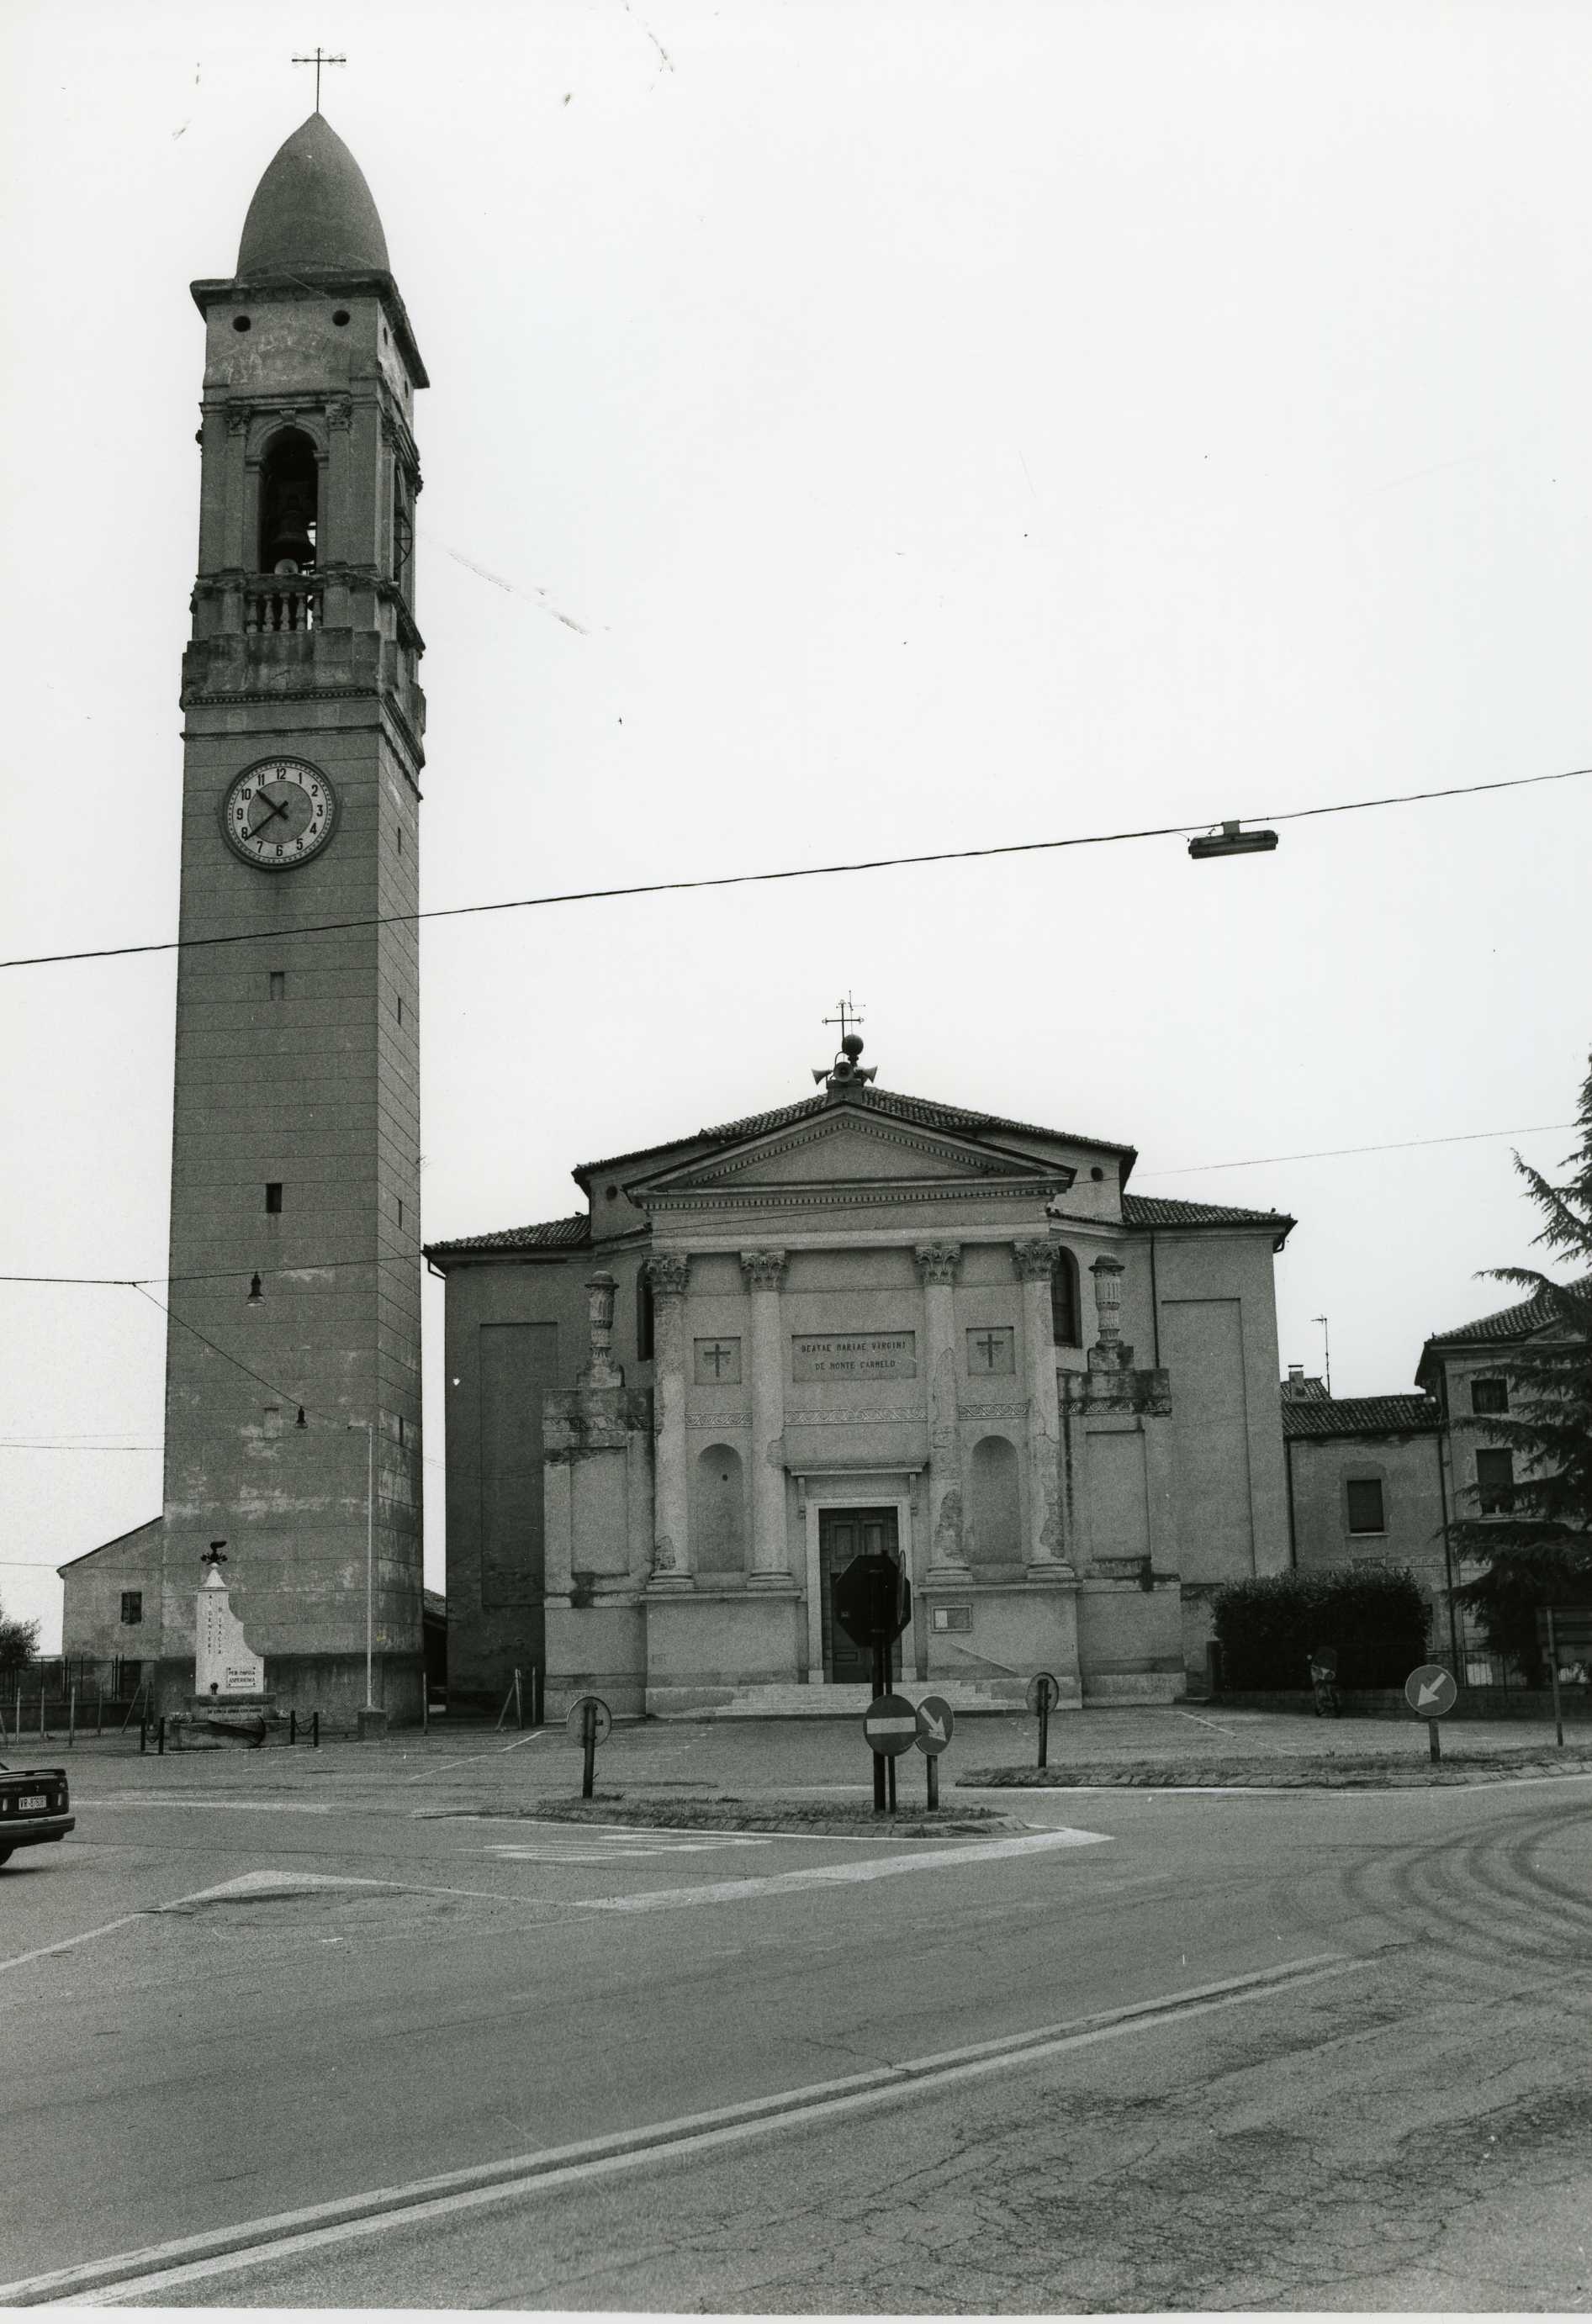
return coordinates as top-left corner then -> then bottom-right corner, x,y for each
1404,1665 -> 1457,1718
861,1692 -> 918,1757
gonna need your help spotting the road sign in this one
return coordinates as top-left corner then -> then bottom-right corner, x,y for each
861,1691 -> 918,1757
565,1694 -> 612,1746
1404,1665 -> 1457,1718
914,1697 -> 954,1756
833,1555 -> 912,1649
1026,1672 -> 1061,1716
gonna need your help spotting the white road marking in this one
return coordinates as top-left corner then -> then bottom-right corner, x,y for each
1174,1707 -> 1240,1735
485,1828 -> 773,1863
402,1732 -> 551,1782
580,1825 -> 1108,1912
11,1952 -> 1348,2307
74,1797 -> 332,1813
0,1912 -> 147,1977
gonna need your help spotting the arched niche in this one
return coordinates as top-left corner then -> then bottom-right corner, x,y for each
1051,1247 -> 1082,1348
695,1443 -> 746,1575
257,425 -> 321,573
966,1434 -> 1021,1566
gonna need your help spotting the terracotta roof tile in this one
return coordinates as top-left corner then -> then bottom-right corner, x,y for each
424,1214 -> 590,1260
1425,1278 -> 1589,1348
1120,1193 -> 1295,1232
1282,1394 -> 1442,1440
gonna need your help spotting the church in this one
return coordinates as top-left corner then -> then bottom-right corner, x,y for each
427,1035 -> 1296,1717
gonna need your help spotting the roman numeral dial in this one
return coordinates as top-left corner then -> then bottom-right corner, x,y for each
220,757 -> 339,869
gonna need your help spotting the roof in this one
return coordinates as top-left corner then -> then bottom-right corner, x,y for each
236,114 -> 389,277
576,1083 -> 1139,1190
1119,1194 -> 1294,1233
56,1514 -> 162,1577
1282,1394 -> 1442,1441
425,1214 -> 590,1262
423,1587 -> 446,1621
1423,1278 -> 1588,1350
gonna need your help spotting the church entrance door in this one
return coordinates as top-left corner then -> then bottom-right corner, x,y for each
819,1508 -> 903,1685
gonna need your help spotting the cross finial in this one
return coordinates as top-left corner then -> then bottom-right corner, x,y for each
822,994 -> 865,1045
292,47 -> 346,110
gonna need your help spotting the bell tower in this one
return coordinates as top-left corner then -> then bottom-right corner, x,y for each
156,114 -> 427,1717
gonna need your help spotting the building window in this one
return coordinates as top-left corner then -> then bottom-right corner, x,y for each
637,1271 -> 654,1361
257,427 -> 320,573
1471,1376 -> 1510,1416
1346,1478 -> 1386,1534
120,1591 -> 142,1626
1050,1249 -> 1082,1348
1476,1449 -> 1515,1513
265,1182 -> 283,1213
269,970 -> 286,1001
263,1405 -> 283,1439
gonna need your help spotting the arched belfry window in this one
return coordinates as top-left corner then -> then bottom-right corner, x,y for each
1050,1248 -> 1082,1348
258,430 -> 320,575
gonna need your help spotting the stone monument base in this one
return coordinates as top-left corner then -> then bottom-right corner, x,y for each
356,1705 -> 389,1740
170,1694 -> 286,1750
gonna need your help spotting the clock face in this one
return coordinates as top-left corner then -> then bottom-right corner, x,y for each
220,758 -> 338,870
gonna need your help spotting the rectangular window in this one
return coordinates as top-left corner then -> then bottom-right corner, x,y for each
1471,1376 -> 1510,1415
637,1273 -> 654,1361
1476,1449 -> 1515,1513
265,1182 -> 283,1213
268,971 -> 286,1001
1346,1478 -> 1386,1534
120,1591 -> 142,1626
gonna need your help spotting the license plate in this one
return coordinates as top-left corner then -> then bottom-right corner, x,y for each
18,1795 -> 47,1812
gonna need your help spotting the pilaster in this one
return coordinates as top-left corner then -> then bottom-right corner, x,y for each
915,1241 -> 968,1575
1014,1239 -> 1070,1577
740,1249 -> 791,1583
645,1253 -> 692,1585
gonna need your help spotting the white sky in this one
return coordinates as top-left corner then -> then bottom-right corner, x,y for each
3,1 -> 1589,1652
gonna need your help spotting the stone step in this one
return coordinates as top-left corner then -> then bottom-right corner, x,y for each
648,1677 -> 1042,1719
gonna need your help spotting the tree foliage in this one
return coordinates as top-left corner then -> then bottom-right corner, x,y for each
0,1607 -> 40,1674
1450,1053 -> 1592,1681
1212,1564 -> 1429,1690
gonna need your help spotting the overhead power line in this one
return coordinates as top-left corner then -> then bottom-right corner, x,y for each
1144,1119 -> 1579,1178
2,761 -> 1587,974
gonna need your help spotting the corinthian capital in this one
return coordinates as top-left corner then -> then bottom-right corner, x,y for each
1013,1238 -> 1060,1282
738,1249 -> 788,1292
914,1240 -> 962,1286
644,1252 -> 691,1301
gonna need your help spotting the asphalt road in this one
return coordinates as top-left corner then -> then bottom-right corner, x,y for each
2,1725 -> 1590,2311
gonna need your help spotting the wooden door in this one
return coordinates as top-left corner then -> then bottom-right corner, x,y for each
819,1508 -> 903,1683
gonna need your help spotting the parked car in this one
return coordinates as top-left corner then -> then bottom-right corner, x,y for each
0,1762 -> 74,1865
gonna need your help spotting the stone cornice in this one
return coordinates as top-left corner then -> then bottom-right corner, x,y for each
641,1177 -> 1076,1215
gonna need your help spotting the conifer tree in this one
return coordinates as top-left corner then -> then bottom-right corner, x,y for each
1450,1053 -> 1592,1680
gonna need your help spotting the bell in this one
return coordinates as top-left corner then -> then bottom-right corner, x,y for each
263,510 -> 315,570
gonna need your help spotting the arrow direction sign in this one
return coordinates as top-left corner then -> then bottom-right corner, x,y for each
914,1696 -> 955,1756
1404,1665 -> 1457,1719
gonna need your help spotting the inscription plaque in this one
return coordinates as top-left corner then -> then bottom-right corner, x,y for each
791,1331 -> 917,1382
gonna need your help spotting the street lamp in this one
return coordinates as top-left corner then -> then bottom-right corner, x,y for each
1187,820 -> 1278,859
349,1419 -> 374,1711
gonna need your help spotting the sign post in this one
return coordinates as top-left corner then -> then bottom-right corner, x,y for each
833,1553 -> 913,1814
565,1693 -> 612,1799
914,1694 -> 954,1810
1026,1671 -> 1060,1769
1404,1663 -> 1457,1763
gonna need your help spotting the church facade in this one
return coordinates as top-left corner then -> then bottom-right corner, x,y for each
428,1043 -> 1295,1715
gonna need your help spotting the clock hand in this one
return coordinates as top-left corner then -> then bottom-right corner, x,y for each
250,793 -> 293,833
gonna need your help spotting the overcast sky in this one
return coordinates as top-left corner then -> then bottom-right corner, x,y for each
3,0 -> 1589,1651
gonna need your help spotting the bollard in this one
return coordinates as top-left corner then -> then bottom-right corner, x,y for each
1428,1719 -> 1441,1764
97,1687 -> 103,1740
68,1687 -> 76,1750
514,1667 -> 524,1731
290,1709 -> 297,1746
140,1713 -> 148,1755
312,1711 -> 320,1749
157,1716 -> 167,1756
1547,1607 -> 1565,1749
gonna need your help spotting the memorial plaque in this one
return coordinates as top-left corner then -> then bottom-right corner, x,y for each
692,1336 -> 743,1384
967,1324 -> 1016,1376
791,1332 -> 917,1382
932,1603 -> 974,1634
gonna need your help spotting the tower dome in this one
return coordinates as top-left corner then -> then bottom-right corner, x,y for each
236,114 -> 389,277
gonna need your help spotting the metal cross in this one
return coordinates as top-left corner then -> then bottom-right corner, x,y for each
822,994 -> 865,1045
292,48 -> 346,109
975,1332 -> 1004,1371
701,1342 -> 736,1378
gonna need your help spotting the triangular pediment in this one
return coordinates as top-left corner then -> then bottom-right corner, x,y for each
630,1105 -> 1071,1202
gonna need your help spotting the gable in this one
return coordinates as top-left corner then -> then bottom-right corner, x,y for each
631,1107 -> 1071,1202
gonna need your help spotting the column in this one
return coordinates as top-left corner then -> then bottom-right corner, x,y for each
645,1253 -> 691,1584
1089,1253 -> 1126,1365
915,1241 -> 967,1573
740,1249 -> 791,1583
1013,1239 -> 1067,1575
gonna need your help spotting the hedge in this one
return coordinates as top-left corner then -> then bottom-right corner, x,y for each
1211,1564 -> 1430,1691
